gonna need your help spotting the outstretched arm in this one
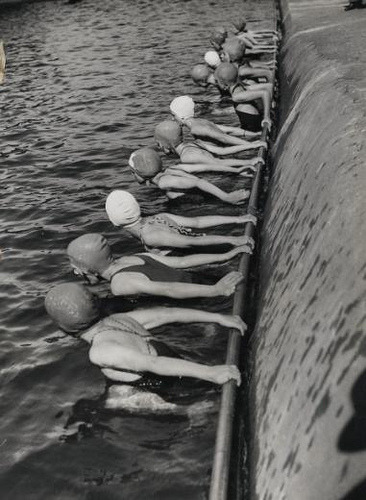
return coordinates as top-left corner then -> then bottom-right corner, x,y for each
238,67 -> 273,82
126,307 -> 247,334
111,271 -> 243,299
143,227 -> 253,250
139,243 -> 252,268
158,172 -> 249,204
173,162 -> 251,174
163,212 -> 256,229
197,139 -> 266,155
90,345 -> 241,386
215,124 -> 246,136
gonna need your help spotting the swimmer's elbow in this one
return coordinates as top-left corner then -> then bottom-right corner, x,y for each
89,346 -> 104,367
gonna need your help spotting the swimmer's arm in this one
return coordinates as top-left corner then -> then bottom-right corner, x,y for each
216,124 -> 262,140
232,88 -> 271,122
143,229 -> 237,249
111,273 -> 236,299
144,357 -> 242,386
196,139 -> 265,155
91,346 -> 241,385
193,124 -> 243,146
158,174 -> 240,203
127,307 -> 246,334
163,213 -> 256,228
214,124 -> 244,136
140,244 -> 252,268
173,162 -> 248,174
238,67 -> 273,82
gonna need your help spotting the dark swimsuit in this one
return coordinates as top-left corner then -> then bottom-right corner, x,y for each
110,254 -> 192,284
99,315 -> 184,391
231,82 -> 263,132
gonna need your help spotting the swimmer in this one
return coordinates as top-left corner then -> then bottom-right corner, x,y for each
155,120 -> 262,171
232,17 -> 279,41
192,58 -> 273,91
215,63 -> 272,132
129,147 -> 254,204
191,64 -> 216,88
209,26 -> 228,52
231,25 -> 277,53
68,232 -> 253,299
45,283 -> 244,386
169,96 -> 266,147
105,190 -> 254,254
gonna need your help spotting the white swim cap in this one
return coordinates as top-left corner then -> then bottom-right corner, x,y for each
105,190 -> 141,227
170,96 -> 195,121
204,51 -> 221,69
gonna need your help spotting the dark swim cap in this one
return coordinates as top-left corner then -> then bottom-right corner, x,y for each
191,64 -> 211,85
209,27 -> 228,48
232,17 -> 247,32
214,62 -> 238,88
154,120 -> 183,149
45,283 -> 100,334
128,147 -> 162,180
67,233 -> 113,274
222,37 -> 246,63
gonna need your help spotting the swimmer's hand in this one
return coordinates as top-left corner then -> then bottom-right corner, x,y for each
252,156 -> 265,166
238,165 -> 257,177
221,314 -> 247,336
229,235 -> 255,249
261,118 -> 272,131
211,365 -> 241,386
215,271 -> 243,296
238,214 -> 257,225
226,189 -> 251,205
226,244 -> 253,259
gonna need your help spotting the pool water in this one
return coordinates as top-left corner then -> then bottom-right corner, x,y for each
0,0 -> 275,498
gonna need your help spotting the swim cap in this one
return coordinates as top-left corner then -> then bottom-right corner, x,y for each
214,62 -> 238,88
169,96 -> 195,121
45,283 -> 100,334
232,17 -> 247,32
191,64 -> 210,85
67,233 -> 113,274
154,120 -> 183,150
222,37 -> 246,63
209,27 -> 228,49
105,190 -> 141,227
204,51 -> 221,69
129,147 -> 162,179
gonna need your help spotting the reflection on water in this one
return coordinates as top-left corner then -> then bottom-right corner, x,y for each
0,0 -> 274,497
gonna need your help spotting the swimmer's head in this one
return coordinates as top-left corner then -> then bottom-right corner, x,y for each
105,190 -> 141,228
232,17 -> 247,32
214,62 -> 238,90
45,283 -> 101,335
204,51 -> 221,69
191,64 -> 211,87
154,120 -> 183,153
209,27 -> 228,50
128,147 -> 163,181
169,96 -> 195,123
67,233 -> 113,282
222,36 -> 246,63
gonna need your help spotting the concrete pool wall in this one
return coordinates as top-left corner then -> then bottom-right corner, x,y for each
249,1 -> 366,499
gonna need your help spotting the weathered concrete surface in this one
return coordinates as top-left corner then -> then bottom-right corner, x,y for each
250,1 -> 366,499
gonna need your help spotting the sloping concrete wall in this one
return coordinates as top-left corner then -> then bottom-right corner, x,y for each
250,1 -> 366,499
